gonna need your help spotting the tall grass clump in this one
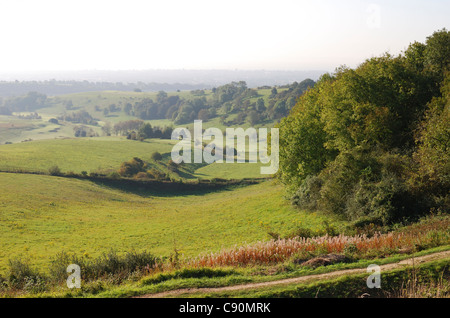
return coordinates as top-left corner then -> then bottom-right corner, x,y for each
190,215 -> 449,268
48,250 -> 159,284
6,258 -> 47,293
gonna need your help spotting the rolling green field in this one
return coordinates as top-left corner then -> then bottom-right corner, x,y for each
0,173 -> 342,273
0,137 -> 177,174
0,88 -> 283,144
0,137 -> 267,179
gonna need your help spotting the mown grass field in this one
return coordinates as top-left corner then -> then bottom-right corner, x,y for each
0,173 -> 343,274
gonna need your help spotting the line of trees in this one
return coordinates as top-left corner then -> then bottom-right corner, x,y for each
102,120 -> 173,140
0,91 -> 48,113
121,79 -> 315,126
58,110 -> 98,125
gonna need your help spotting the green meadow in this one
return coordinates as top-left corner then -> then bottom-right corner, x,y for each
0,88 -> 283,144
0,137 -> 267,179
0,173 -> 342,273
0,137 -> 177,174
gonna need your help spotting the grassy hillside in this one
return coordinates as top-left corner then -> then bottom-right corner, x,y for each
0,137 -> 268,179
0,86 -> 287,144
0,173 -> 343,273
0,137 -> 176,174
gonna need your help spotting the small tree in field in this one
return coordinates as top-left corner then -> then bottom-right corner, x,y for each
118,157 -> 147,177
151,151 -> 163,161
48,165 -> 62,176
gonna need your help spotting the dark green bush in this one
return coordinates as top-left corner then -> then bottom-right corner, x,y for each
316,148 -> 380,216
291,175 -> 323,211
48,165 -> 62,176
151,151 -> 163,161
345,173 -> 419,224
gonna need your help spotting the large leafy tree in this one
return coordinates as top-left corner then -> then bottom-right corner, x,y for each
277,29 -> 449,222
277,74 -> 336,191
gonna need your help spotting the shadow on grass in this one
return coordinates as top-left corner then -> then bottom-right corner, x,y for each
88,176 -> 264,198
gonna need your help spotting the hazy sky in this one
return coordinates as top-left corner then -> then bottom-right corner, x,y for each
0,0 -> 448,73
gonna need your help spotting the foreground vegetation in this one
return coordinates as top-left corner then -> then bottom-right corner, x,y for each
0,214 -> 448,297
0,29 -> 448,299
0,173 -> 342,273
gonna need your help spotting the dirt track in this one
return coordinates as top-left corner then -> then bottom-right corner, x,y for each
136,250 -> 450,298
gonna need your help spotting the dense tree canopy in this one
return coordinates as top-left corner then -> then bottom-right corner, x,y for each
277,29 -> 449,224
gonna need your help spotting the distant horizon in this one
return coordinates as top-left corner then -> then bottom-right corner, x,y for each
0,0 -> 448,74
0,69 -> 327,87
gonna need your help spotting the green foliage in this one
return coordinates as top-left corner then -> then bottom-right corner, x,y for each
48,165 -> 62,176
279,29 -> 450,223
345,173 -> 416,224
412,72 -> 450,196
291,175 -> 323,211
118,157 -> 147,177
7,258 -> 46,290
423,28 -> 450,79
138,123 -> 153,139
3,91 -> 48,112
151,151 -> 163,161
48,250 -> 157,283
277,79 -> 335,191
147,168 -> 166,180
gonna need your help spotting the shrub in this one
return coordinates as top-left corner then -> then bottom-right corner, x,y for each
345,173 -> 419,224
147,168 -> 166,180
134,172 -> 150,180
23,276 -> 47,294
65,171 -> 78,178
48,250 -> 158,283
48,165 -> 62,176
108,171 -> 121,179
7,258 -> 46,289
118,157 -> 147,177
285,227 -> 314,239
151,151 -> 163,161
291,175 -> 323,210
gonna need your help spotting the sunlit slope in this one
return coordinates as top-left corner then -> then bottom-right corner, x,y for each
0,137 -> 177,173
0,173 -> 341,272
0,137 -> 270,179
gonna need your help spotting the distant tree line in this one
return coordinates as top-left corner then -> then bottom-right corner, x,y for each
58,110 -> 98,125
0,80 -> 210,97
17,112 -> 41,120
73,125 -> 98,137
0,91 -> 48,113
102,119 -> 173,140
123,79 -> 314,126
